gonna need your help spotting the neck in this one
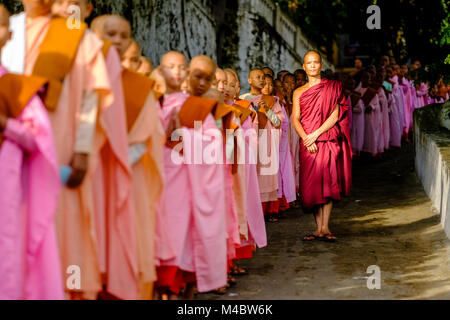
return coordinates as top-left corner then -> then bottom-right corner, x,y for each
250,87 -> 261,96
307,75 -> 322,87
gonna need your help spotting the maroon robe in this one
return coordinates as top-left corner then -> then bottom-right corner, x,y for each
298,79 -> 352,211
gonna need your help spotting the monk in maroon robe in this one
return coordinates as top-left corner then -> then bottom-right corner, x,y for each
292,50 -> 352,242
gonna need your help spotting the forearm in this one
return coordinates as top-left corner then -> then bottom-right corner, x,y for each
74,90 -> 99,154
293,117 -> 308,140
316,105 -> 339,136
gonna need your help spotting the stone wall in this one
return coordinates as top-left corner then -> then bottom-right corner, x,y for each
415,102 -> 450,241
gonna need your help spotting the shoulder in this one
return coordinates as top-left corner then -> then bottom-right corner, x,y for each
293,85 -> 309,99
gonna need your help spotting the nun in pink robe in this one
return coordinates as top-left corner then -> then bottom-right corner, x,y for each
416,82 -> 429,108
377,88 -> 390,152
277,105 -> 297,203
388,90 -> 402,148
0,66 -> 63,300
158,92 -> 227,293
238,112 -> 267,249
350,95 -> 365,153
391,76 -> 407,136
357,83 -> 380,156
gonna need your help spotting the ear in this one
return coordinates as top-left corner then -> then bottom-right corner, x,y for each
8,31 -> 12,41
85,3 -> 94,19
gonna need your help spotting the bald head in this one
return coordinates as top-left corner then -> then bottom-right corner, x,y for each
137,56 -> 153,77
90,14 -> 110,37
101,15 -> 132,57
248,69 -> 265,91
214,68 -> 227,93
159,51 -> 188,94
189,55 -> 217,97
122,39 -> 142,71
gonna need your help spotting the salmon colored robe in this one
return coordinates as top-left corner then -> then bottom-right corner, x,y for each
159,92 -> 227,293
250,95 -> 285,202
0,67 -> 63,300
357,84 -> 380,156
16,15 -> 112,299
126,80 -> 165,300
351,93 -> 365,153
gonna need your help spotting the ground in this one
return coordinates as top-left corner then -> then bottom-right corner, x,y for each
200,144 -> 450,300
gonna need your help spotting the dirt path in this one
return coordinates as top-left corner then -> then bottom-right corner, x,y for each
200,144 -> 450,300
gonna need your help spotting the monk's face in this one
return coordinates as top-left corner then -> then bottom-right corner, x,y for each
354,59 -> 363,70
122,43 -> 141,71
52,0 -> 92,20
283,75 -> 296,95
215,69 -> 227,94
224,73 -> 237,101
386,67 -> 393,78
248,70 -> 265,90
0,9 -> 11,51
137,59 -> 153,77
189,59 -> 215,97
303,53 -> 323,78
160,52 -> 188,93
103,16 -> 132,57
261,77 -> 274,96
22,0 -> 54,17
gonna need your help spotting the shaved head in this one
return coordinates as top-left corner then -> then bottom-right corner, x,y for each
90,14 -> 110,37
122,39 -> 142,71
189,55 -> 217,97
159,51 -> 188,94
304,50 -> 322,63
161,51 -> 187,66
190,55 -> 217,73
100,14 -> 132,57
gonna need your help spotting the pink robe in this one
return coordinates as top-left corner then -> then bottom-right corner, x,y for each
358,85 -> 380,156
351,95 -> 365,153
416,83 -> 429,108
388,90 -> 402,148
289,113 -> 300,192
239,115 -> 267,249
378,88 -> 390,152
0,66 -> 63,300
391,76 -> 406,137
298,79 -> 352,211
158,92 -> 227,293
277,106 -> 297,203
399,77 -> 412,135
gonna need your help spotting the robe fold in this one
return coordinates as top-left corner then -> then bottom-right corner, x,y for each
298,79 -> 352,211
277,105 -> 296,203
0,66 -> 63,300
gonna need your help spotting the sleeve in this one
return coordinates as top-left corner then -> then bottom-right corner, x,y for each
74,90 -> 99,154
3,118 -> 38,153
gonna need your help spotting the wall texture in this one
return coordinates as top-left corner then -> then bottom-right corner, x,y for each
415,102 -> 450,241
2,0 -> 334,91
